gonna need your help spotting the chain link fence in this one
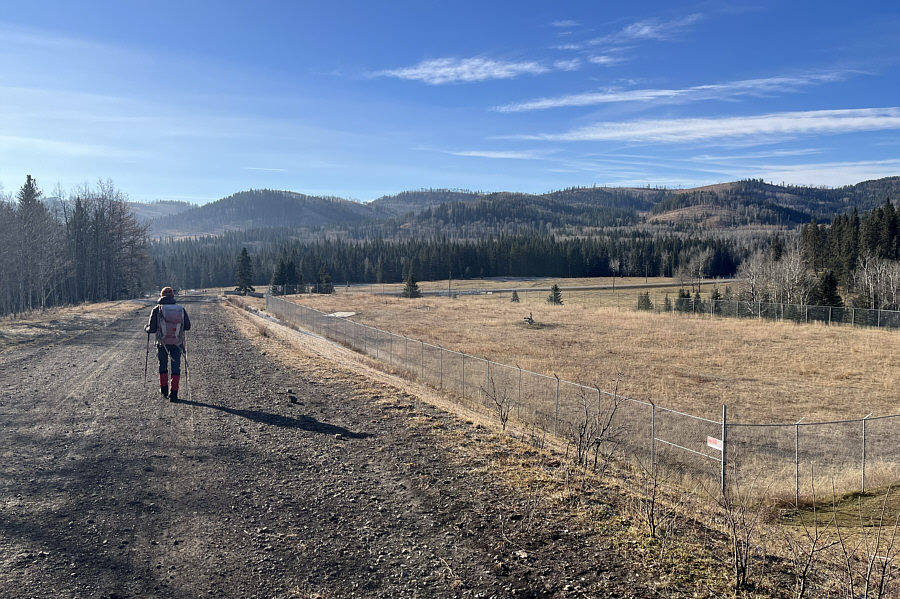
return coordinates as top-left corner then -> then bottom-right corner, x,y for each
266,294 -> 900,502
631,294 -> 900,330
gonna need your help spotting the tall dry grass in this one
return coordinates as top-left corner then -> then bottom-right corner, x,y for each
286,287 -> 900,424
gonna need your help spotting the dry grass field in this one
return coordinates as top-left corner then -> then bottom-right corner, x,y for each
0,300 -> 146,352
283,282 -> 899,425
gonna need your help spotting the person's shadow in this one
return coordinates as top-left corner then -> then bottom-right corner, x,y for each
173,398 -> 372,439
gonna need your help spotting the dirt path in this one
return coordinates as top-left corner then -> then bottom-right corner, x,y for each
1,300 -> 696,598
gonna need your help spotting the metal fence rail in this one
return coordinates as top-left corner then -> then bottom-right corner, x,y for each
265,294 -> 900,502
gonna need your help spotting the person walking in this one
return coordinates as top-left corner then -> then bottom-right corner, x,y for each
145,286 -> 191,401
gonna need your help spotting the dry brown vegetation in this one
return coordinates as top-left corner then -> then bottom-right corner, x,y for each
284,284 -> 900,424
0,299 -> 146,352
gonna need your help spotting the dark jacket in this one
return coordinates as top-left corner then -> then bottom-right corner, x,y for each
145,295 -> 191,342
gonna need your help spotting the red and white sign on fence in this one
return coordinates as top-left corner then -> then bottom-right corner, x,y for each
707,436 -> 723,451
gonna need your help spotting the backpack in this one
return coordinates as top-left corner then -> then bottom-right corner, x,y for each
157,304 -> 185,346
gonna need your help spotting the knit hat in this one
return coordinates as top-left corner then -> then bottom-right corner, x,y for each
160,286 -> 175,297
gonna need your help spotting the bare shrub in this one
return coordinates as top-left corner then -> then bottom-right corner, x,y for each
710,479 -> 769,593
482,375 -> 512,431
628,459 -> 684,549
833,486 -> 900,599
782,474 -> 838,599
565,378 -> 623,481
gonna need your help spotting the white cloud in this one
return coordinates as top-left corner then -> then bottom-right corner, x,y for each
493,72 -> 849,112
244,167 -> 287,172
449,150 -> 550,160
374,57 -> 550,85
690,148 -> 824,162
552,20 -> 580,28
553,59 -> 581,71
591,13 -> 702,45
588,55 -> 624,66
510,108 -> 900,144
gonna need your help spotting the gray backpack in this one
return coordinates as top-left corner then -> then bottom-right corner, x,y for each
157,304 -> 185,346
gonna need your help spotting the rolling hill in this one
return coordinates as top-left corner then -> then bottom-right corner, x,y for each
148,189 -> 375,237
141,177 -> 900,238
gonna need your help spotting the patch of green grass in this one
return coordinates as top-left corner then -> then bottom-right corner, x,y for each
783,484 -> 900,529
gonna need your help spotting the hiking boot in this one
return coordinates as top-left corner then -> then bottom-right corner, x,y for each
160,385 -> 169,398
169,389 -> 178,402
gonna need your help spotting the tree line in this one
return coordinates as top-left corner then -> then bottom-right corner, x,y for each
736,199 -> 900,309
150,230 -> 743,291
0,176 -> 150,316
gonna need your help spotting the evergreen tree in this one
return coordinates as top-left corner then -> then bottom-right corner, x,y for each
547,283 -> 563,305
816,270 -> 843,306
285,259 -> 303,294
675,288 -> 691,312
270,258 -> 287,294
510,290 -> 520,303
316,265 -> 333,294
663,294 -> 673,312
401,270 -> 421,298
710,287 -> 722,301
235,247 -> 255,294
637,291 -> 653,310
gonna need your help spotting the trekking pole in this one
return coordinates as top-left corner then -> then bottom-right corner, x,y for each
143,331 -> 150,388
181,337 -> 190,402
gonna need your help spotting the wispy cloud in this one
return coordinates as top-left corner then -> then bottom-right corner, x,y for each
553,59 -> 581,71
592,13 -> 702,45
494,72 -> 849,112
244,167 -> 287,172
552,20 -> 580,28
448,150 -> 551,160
0,134 -> 137,158
510,108 -> 900,144
374,57 -> 559,85
588,55 -> 624,66
690,148 -> 824,162
752,159 -> 900,187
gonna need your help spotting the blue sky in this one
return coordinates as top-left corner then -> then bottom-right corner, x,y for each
1,1 -> 899,204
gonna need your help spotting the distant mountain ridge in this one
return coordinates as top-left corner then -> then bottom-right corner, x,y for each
149,189 -> 373,236
141,177 -> 900,238
130,200 -> 194,223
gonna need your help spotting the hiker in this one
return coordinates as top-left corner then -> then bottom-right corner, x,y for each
145,286 -> 191,401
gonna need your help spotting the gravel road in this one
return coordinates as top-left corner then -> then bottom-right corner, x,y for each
0,300 -> 675,598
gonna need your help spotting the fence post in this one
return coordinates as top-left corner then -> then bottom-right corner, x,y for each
517,364 -> 522,419
405,335 -> 409,370
554,374 -> 560,436
462,352 -> 466,400
878,309 -> 882,328
439,346 -> 443,389
486,360 -> 491,404
650,401 -> 656,478
851,307 -> 855,327
862,413 -> 872,492
420,340 -> 424,380
721,404 -> 728,497
829,306 -> 832,326
795,417 -> 804,507
388,333 -> 392,365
